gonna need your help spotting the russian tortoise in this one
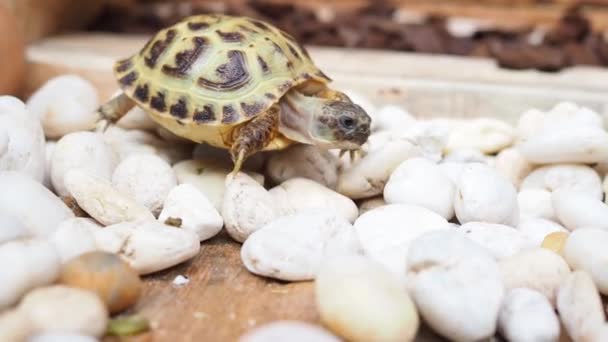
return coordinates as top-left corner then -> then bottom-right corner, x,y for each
98,14 -> 372,173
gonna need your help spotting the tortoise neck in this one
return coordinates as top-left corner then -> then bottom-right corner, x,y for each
277,89 -> 322,145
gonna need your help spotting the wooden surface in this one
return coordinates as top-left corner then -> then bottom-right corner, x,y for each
125,232 -> 319,341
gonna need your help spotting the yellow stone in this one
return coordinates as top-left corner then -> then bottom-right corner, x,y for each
541,231 -> 569,254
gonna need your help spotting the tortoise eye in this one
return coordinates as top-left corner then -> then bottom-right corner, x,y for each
339,116 -> 356,129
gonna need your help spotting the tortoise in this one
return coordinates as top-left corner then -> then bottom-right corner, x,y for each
97,14 -> 371,173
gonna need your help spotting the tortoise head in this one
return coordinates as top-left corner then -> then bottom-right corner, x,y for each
309,91 -> 372,150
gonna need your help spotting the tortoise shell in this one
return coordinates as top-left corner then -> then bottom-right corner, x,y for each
113,14 -> 331,133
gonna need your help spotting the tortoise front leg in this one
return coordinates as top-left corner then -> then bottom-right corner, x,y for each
96,92 -> 136,131
230,104 -> 280,174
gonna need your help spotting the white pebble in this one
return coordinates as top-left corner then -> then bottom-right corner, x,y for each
51,131 -> 118,196
493,147 -> 533,187
0,213 -> 30,243
406,230 -> 504,342
222,173 -> 275,243
337,124 -> 446,199
358,196 -> 385,215
50,218 -> 101,263
498,288 -> 560,342
29,333 -> 99,342
445,118 -> 514,154
437,161 -> 468,185
500,248 -> 570,305
557,271 -> 606,342
269,178 -> 358,223
517,218 -> 568,246
518,126 -> 608,164
517,188 -> 557,222
241,211 -> 361,281
0,171 -> 73,237
454,163 -> 519,226
64,169 -> 154,226
43,141 -> 56,190
563,228 -> 608,295
94,220 -> 200,275
459,222 -> 531,259
111,154 -> 177,214
371,105 -> 416,133
239,321 -> 340,342
0,96 -> 46,182
0,310 -> 31,342
25,75 -> 99,139
172,275 -> 190,287
0,239 -> 60,309
442,148 -> 489,164
354,204 -> 449,277
18,285 -> 108,337
384,157 -> 455,220
315,255 -> 419,342
265,145 -> 339,189
520,164 -> 603,200
158,184 -> 223,241
174,159 -> 263,211
552,189 -> 608,230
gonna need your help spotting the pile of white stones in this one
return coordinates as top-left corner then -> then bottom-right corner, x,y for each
2,74 -> 608,342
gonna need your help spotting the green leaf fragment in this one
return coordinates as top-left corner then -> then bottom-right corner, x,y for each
106,314 -> 150,336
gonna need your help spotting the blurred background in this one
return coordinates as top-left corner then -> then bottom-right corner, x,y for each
3,0 -> 608,72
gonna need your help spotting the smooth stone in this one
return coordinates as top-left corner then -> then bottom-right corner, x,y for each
51,131 -> 118,196
29,333 -> 99,342
315,255 -> 419,342
518,126 -> 608,164
442,148 -> 490,164
445,118 -> 515,154
94,220 -> 200,275
384,157 -> 455,220
552,189 -> 608,231
222,172 -> 277,243
354,204 -> 450,277
25,75 -> 99,139
241,210 -> 361,281
158,184 -> 223,241
521,164 -> 603,200
0,239 -> 60,309
500,248 -> 570,305
111,154 -> 177,214
454,163 -> 519,226
269,178 -> 358,223
459,222 -> 532,259
59,251 -> 142,314
239,321 -> 340,342
517,218 -> 568,246
0,171 -> 73,237
173,159 -> 264,211
43,141 -> 56,190
64,169 -> 154,226
18,285 -> 108,337
0,213 -> 30,243
498,288 -> 560,342
493,147 -> 533,187
0,310 -> 32,342
265,145 -> 339,189
50,218 -> 101,263
563,228 -> 608,295
0,96 -> 46,182
517,102 -> 603,141
358,196 -> 386,215
337,123 -> 447,199
518,189 -> 557,222
557,271 -> 606,342
371,104 -> 416,133
406,230 -> 504,342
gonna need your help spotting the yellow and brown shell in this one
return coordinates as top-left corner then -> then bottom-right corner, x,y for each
113,14 -> 330,146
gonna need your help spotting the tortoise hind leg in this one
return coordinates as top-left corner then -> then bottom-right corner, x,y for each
230,104 -> 280,174
96,93 -> 136,131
